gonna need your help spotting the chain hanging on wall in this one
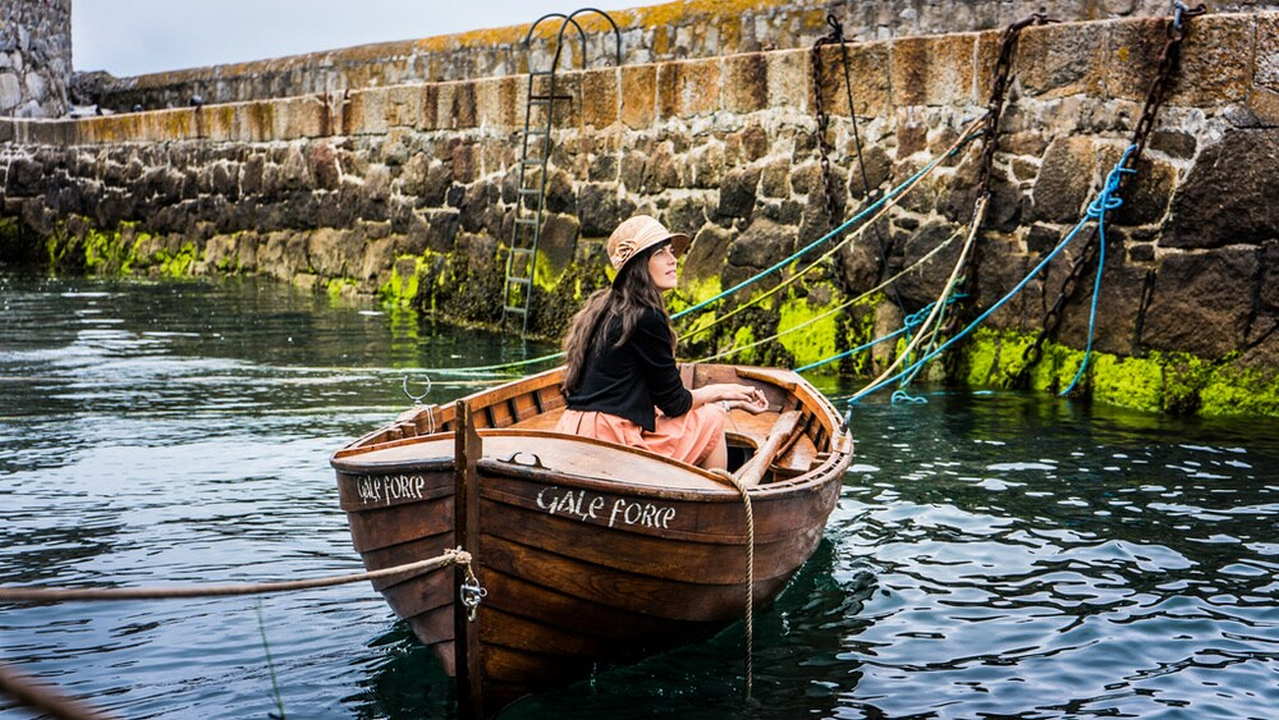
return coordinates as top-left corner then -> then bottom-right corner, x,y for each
1014,1 -> 1206,389
810,15 -> 893,274
938,11 -> 1055,380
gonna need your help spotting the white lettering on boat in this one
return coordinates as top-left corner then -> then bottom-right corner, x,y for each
356,474 -> 427,505
536,486 -> 675,529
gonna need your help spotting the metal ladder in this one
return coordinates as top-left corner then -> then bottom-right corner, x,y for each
501,8 -> 622,335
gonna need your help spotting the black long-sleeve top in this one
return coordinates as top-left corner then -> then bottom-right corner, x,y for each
564,307 -> 693,431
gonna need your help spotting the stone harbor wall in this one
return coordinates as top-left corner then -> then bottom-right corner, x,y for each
77,0 -> 1279,113
2,11 -> 1278,416
0,0 -> 72,118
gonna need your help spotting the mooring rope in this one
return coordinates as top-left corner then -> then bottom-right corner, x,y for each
1059,145 -> 1135,396
404,117 -> 987,379
843,148 -> 1141,407
0,663 -> 117,720
852,196 -> 988,398
690,221 -> 968,365
712,470 -> 756,698
678,124 -> 984,344
0,549 -> 471,602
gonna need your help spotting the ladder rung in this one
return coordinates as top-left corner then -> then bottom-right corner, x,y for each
514,218 -> 539,226
530,94 -> 573,102
506,277 -> 531,286
509,246 -> 534,254
518,188 -> 541,195
504,306 -> 528,315
526,128 -> 549,135
529,70 -> 554,76
521,160 -> 544,167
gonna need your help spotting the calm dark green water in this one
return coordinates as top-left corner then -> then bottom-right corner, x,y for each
2,272 -> 1277,720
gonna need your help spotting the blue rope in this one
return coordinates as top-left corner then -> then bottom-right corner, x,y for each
890,389 -> 928,404
841,146 -> 1142,410
1059,145 -> 1137,396
671,130 -> 981,322
793,326 -> 907,373
794,294 -> 965,374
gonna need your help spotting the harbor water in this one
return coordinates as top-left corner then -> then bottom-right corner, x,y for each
1,272 -> 1276,719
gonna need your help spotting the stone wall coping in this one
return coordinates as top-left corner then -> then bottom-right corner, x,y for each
99,0 -> 812,90
9,10 -> 1274,148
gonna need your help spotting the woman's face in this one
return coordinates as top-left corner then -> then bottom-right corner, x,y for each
647,243 -> 678,291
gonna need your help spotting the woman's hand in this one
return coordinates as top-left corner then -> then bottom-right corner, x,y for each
692,384 -> 769,413
721,387 -> 769,414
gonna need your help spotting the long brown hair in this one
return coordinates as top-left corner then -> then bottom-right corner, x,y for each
562,244 -> 676,394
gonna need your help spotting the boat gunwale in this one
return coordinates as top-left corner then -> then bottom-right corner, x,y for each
331,362 -> 854,501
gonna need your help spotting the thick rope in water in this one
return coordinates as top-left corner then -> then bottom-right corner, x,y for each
677,124 -> 984,344
716,470 -> 756,698
0,663 -> 117,720
0,549 -> 471,602
690,224 -> 966,364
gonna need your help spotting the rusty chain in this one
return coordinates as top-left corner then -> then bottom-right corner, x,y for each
811,14 -> 902,308
940,12 -> 1054,368
810,17 -> 845,232
1014,2 -> 1205,385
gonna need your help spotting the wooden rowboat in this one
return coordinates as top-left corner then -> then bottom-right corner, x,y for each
330,363 -> 854,717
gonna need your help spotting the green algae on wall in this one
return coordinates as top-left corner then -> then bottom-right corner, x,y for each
956,328 -> 1279,418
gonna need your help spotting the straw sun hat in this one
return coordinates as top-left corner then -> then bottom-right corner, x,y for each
605,215 -> 691,279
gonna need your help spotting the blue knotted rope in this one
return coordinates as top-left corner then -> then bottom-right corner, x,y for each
840,146 -> 1143,414
1059,145 -> 1137,396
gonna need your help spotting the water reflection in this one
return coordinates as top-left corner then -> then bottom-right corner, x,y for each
1,272 -> 1277,719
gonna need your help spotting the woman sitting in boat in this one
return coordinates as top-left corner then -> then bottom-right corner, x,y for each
555,215 -> 767,470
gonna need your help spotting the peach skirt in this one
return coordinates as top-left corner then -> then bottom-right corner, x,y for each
554,404 -> 727,467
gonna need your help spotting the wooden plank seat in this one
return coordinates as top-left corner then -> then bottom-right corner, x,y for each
509,406 -> 819,478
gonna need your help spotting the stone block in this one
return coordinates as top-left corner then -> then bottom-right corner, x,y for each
385,84 -> 424,128
716,166 -> 760,219
682,223 -> 732,281
723,52 -> 768,114
1142,247 -> 1257,359
663,195 -> 708,237
811,41 -> 890,118
539,213 -> 580,273
685,141 -> 724,189
1262,242 -> 1279,312
416,84 -> 440,130
353,87 -> 389,135
1095,145 -> 1175,227
578,183 -> 636,237
423,209 -> 460,252
437,81 -> 477,129
1029,136 -> 1095,224
1167,129 -> 1279,248
891,33 -> 975,107
766,49 -> 808,111
620,65 -> 656,128
1168,14 -> 1254,107
760,157 -> 791,198
1016,21 -> 1107,99
1046,237 -> 1150,356
726,216 -> 796,274
241,102 -> 277,142
846,144 -> 891,199
1109,15 -> 1251,106
581,68 -> 619,128
279,96 -> 326,139
892,220 -> 964,308
657,58 -> 721,119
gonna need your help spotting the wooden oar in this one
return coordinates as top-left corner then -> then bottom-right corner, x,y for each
733,410 -> 802,488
